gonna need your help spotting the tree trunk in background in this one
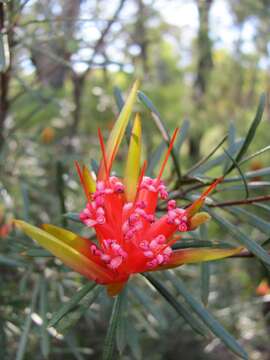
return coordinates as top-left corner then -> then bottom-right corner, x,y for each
190,0 -> 214,160
0,2 -> 13,151
136,0 -> 149,76
31,0 -> 81,89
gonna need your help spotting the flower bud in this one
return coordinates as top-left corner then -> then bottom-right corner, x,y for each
189,212 -> 211,230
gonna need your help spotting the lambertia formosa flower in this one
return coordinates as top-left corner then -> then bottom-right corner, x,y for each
15,81 -> 242,296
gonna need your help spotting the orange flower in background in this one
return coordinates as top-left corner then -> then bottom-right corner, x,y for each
249,160 -> 263,181
15,81 -> 242,296
0,223 -> 11,238
256,280 -> 270,296
41,126 -> 55,144
0,208 -> 12,238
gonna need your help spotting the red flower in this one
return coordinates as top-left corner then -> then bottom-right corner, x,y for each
15,81 -> 242,296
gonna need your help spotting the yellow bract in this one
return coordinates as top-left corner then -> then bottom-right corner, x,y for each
14,220 -> 113,283
189,212 -> 211,230
82,165 -> 96,194
155,246 -> 243,271
98,80 -> 140,180
124,113 -> 142,201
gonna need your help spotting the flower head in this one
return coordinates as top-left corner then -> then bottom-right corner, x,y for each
15,81 -> 242,296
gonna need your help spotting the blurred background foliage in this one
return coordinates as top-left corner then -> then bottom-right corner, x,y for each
1,0 -> 270,359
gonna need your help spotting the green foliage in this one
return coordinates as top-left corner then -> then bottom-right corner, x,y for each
1,1 -> 270,359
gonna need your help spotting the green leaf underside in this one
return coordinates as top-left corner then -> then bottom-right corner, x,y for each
208,208 -> 270,266
16,278 -> 40,360
226,94 -> 265,174
201,262 -> 210,306
164,272 -> 248,360
138,90 -> 182,181
143,273 -> 206,337
48,282 -> 97,328
40,278 -> 50,358
54,286 -> 101,334
102,291 -> 126,360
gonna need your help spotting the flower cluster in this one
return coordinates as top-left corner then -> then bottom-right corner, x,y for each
15,81 -> 242,296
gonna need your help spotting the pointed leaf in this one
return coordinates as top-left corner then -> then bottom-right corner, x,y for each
124,113 -> 142,201
208,209 -> 270,266
228,207 -> 270,236
99,80 -> 139,180
172,240 -> 234,250
131,286 -> 168,328
186,134 -> 228,176
16,278 -> 40,360
226,94 -> 265,174
186,177 -> 223,217
55,286 -> 101,334
143,273 -> 206,336
201,262 -> 210,306
48,282 -> 97,327
146,142 -> 166,177
40,278 -> 50,358
102,291 -> 126,360
155,246 -> 242,270
164,272 -> 248,360
138,90 -> 182,182
63,212 -> 81,223
15,220 -> 113,283
116,291 -> 128,355
239,145 -> 270,165
174,118 -> 190,152
82,165 -> 96,194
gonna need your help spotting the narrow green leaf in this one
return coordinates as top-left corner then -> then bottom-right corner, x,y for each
226,94 -> 265,174
165,272 -> 248,360
239,145 -> 270,165
222,166 -> 270,183
23,248 -> 52,257
63,212 -> 81,223
126,319 -> 141,360
223,148 -> 249,198
21,183 -> 30,222
91,159 -> 99,174
186,134 -> 228,176
228,207 -> 270,236
113,86 -> 124,112
143,273 -> 206,336
219,182 -> 270,192
40,278 -> 50,358
175,118 -> 190,152
130,286 -> 167,328
113,86 -> 132,141
200,224 -> 210,306
208,208 -> 270,266
0,318 -> 6,360
56,161 -> 67,227
102,291 -> 125,360
146,142 -> 166,177
201,262 -> 210,306
64,333 -> 86,360
48,282 -> 97,328
172,240 -> 234,250
16,278 -> 40,360
192,140 -> 243,175
138,90 -> 182,182
55,286 -> 101,334
116,288 -> 128,355
0,255 -> 26,267
223,122 -> 236,172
